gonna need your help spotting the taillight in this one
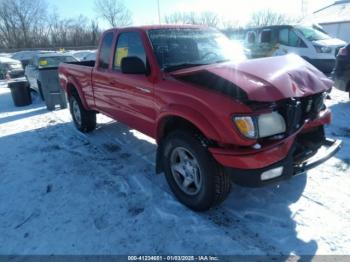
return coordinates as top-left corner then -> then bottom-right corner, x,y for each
338,47 -> 348,56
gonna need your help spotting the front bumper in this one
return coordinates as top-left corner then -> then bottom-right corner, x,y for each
226,137 -> 342,187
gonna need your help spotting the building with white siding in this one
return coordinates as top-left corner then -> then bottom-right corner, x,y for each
304,0 -> 350,42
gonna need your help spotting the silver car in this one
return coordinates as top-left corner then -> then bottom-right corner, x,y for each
25,53 -> 77,100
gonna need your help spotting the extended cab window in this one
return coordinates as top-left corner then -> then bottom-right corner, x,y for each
98,32 -> 114,69
113,32 -> 146,70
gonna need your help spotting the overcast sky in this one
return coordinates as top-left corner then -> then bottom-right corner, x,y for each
54,0 -> 335,28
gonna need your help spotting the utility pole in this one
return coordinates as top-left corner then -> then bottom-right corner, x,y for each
157,0 -> 161,24
302,0 -> 309,17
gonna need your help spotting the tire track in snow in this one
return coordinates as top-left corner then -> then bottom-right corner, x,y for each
46,110 -> 279,254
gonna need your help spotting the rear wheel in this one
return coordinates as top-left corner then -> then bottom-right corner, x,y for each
69,92 -> 96,133
162,130 -> 231,211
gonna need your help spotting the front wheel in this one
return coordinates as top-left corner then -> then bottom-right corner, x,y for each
69,93 -> 96,133
162,130 -> 231,211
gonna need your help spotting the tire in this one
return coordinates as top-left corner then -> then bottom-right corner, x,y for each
162,130 -> 231,211
69,92 -> 96,133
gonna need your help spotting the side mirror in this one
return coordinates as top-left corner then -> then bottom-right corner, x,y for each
121,57 -> 146,75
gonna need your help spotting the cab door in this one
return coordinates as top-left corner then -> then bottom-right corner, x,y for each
92,31 -> 117,115
107,31 -> 156,136
91,30 -> 156,136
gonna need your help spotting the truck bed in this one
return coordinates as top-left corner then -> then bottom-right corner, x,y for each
64,60 -> 96,67
58,60 -> 95,108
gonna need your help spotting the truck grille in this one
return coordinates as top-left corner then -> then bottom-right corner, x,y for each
278,93 -> 325,135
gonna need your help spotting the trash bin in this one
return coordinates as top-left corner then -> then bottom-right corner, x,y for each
38,67 -> 67,111
9,81 -> 32,107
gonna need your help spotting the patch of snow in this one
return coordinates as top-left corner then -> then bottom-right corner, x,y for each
0,87 -> 349,255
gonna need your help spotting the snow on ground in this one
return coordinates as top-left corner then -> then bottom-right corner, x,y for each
0,87 -> 349,256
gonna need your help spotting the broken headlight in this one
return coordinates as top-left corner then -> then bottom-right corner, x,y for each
234,112 -> 286,139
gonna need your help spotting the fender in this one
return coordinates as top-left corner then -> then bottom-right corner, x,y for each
155,104 -> 223,174
66,75 -> 91,111
156,104 -> 223,143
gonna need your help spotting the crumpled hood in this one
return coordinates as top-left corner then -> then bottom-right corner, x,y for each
172,54 -> 333,102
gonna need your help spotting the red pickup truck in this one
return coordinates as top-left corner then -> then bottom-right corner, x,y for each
58,25 -> 342,211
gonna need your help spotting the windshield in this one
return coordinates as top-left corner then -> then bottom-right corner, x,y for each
38,56 -> 77,68
148,28 -> 247,72
296,26 -> 331,42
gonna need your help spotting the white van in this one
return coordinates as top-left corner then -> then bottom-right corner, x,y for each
242,24 -> 346,73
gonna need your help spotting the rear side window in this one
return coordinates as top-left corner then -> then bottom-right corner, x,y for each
98,32 -> 114,69
113,32 -> 146,70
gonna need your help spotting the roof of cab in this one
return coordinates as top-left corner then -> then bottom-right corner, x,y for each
107,24 -> 210,32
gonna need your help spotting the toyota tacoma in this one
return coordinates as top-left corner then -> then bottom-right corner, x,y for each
58,25 -> 342,211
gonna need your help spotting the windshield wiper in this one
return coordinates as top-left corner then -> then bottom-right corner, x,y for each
163,63 -> 208,72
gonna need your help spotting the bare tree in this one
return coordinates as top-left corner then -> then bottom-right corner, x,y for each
164,12 -> 195,25
248,9 -> 295,27
48,12 -> 101,48
164,11 -> 220,27
90,20 -> 100,45
94,0 -> 132,27
197,12 -> 220,27
0,0 -> 116,49
0,0 -> 48,48
220,19 -> 241,31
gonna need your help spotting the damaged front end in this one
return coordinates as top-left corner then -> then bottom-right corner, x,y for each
224,93 -> 342,187
227,91 -> 342,186
171,54 -> 342,186
226,126 -> 342,187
